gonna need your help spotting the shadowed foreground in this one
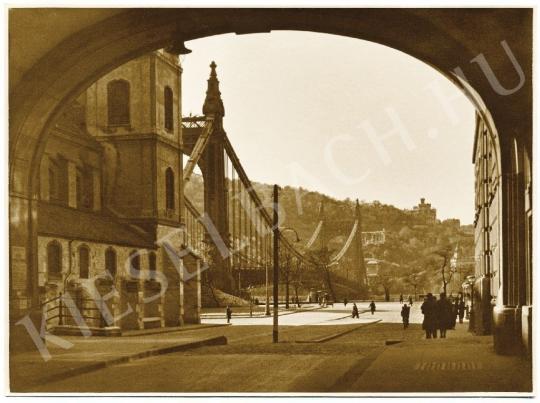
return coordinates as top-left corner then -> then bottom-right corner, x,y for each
18,303 -> 531,394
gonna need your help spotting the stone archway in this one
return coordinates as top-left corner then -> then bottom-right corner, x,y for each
9,8 -> 532,352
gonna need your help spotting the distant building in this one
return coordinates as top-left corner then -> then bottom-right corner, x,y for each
365,259 -> 379,285
408,198 -> 437,225
361,230 -> 386,246
442,218 -> 461,229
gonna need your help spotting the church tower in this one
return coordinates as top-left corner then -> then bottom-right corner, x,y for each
85,49 -> 184,237
85,50 -> 190,327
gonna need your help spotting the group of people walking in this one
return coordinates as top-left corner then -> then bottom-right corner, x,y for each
421,292 -> 466,339
399,294 -> 414,306
350,300 -> 376,318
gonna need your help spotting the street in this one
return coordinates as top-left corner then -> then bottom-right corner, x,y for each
24,302 -> 531,393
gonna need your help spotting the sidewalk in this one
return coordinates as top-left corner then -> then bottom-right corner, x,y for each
350,324 -> 532,393
10,328 -> 227,392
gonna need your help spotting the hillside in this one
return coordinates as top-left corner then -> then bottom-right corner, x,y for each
184,174 -> 475,300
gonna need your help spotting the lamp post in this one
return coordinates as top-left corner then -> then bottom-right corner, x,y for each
265,258 -> 271,316
247,284 -> 253,318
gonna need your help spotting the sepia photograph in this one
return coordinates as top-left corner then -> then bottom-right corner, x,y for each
6,3 -> 535,398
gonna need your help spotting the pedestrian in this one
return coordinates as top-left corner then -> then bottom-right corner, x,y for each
226,305 -> 232,324
421,293 -> 438,339
408,295 -> 413,306
436,293 -> 453,338
344,297 -> 348,307
399,294 -> 403,304
369,300 -> 376,315
458,298 -> 466,323
352,303 -> 359,318
451,298 -> 459,329
401,303 -> 410,329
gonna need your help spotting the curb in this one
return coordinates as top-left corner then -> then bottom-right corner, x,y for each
122,323 -> 228,337
33,335 -> 227,388
295,320 -> 381,343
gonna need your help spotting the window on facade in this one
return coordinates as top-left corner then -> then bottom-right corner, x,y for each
164,86 -> 174,132
165,168 -> 175,210
48,158 -> 63,202
129,250 -> 141,277
79,246 -> 90,279
105,248 -> 117,278
47,241 -> 62,278
149,252 -> 157,278
107,80 -> 130,126
76,167 -> 93,210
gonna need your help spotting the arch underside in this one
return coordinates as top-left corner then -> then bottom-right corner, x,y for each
8,8 -> 533,355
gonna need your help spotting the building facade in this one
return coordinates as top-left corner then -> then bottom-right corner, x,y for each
472,111 -> 533,355
408,198 -> 437,226
36,50 -> 201,334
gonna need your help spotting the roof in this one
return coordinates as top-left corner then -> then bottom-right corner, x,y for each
38,202 -> 154,249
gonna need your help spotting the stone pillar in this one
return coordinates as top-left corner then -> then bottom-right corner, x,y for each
179,259 -> 185,326
196,259 -> 201,323
67,161 -> 77,208
10,193 -> 42,352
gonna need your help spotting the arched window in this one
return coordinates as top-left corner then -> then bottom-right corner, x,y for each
129,250 -> 140,277
48,158 -> 63,202
164,86 -> 174,132
107,80 -> 130,126
105,248 -> 117,278
165,168 -> 175,210
48,166 -> 57,200
149,252 -> 157,277
47,241 -> 62,278
76,167 -> 93,210
78,245 -> 90,279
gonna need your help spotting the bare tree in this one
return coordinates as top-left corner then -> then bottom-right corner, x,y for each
403,270 -> 427,301
374,262 -> 394,302
280,252 -> 292,309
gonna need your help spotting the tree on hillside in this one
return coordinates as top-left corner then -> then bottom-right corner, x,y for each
420,244 -> 454,295
373,261 -> 400,301
403,269 -> 428,300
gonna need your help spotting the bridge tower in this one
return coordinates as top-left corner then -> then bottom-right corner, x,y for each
194,62 -> 234,293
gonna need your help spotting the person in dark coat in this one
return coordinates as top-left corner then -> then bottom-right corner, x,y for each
401,303 -> 410,329
226,305 -> 232,324
352,303 -> 359,318
399,294 -> 404,304
421,293 -> 438,339
457,298 -> 466,323
436,293 -> 453,338
451,299 -> 459,329
344,297 -> 348,307
408,295 -> 413,306
369,300 -> 376,315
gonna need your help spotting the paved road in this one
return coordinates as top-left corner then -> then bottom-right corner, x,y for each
202,301 -> 423,326
26,301 -> 531,393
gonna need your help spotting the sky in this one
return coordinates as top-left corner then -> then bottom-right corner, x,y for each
181,31 -> 476,224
